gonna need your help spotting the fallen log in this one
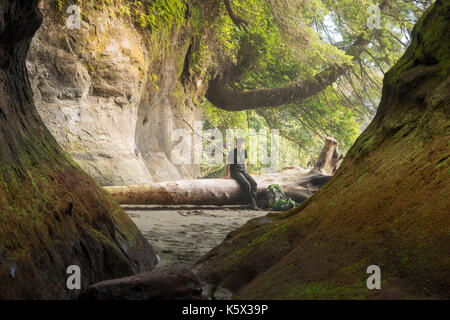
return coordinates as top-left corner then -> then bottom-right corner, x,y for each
104,167 -> 332,205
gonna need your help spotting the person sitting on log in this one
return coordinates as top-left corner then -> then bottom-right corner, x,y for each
224,137 -> 260,210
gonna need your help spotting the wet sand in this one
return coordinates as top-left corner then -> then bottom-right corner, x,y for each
125,205 -> 269,269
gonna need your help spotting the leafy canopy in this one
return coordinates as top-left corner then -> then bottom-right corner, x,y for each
200,0 -> 433,174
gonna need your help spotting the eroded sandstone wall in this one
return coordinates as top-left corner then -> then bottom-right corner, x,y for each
26,3 -> 206,185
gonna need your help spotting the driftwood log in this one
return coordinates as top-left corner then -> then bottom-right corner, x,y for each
104,138 -> 341,205
104,167 -> 332,205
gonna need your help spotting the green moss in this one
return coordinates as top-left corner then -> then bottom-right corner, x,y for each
386,0 -> 450,85
53,0 -> 187,33
229,222 -> 289,263
283,278 -> 369,300
434,157 -> 449,170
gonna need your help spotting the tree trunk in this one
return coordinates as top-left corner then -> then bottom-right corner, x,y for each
313,137 -> 343,175
223,0 -> 248,29
105,167 -> 332,205
0,0 -> 156,299
205,60 -> 357,111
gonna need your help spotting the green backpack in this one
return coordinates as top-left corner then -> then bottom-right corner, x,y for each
262,184 -> 298,211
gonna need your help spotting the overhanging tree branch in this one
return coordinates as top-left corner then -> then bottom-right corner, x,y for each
206,1 -> 391,111
223,0 -> 248,30
206,37 -> 369,111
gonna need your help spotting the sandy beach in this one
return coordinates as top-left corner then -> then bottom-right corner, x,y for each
125,205 -> 269,269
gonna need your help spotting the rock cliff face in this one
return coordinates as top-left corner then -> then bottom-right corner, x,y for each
27,3 -> 205,185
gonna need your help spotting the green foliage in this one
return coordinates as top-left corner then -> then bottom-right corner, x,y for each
200,99 -> 314,177
200,0 -> 432,174
129,0 -> 186,31
51,0 -> 433,175
53,0 -> 63,10
52,0 -> 82,10
52,0 -> 186,33
190,40 -> 210,74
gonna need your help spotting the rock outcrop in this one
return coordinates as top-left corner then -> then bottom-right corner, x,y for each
78,266 -> 203,300
27,3 -> 206,185
195,0 -> 450,299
